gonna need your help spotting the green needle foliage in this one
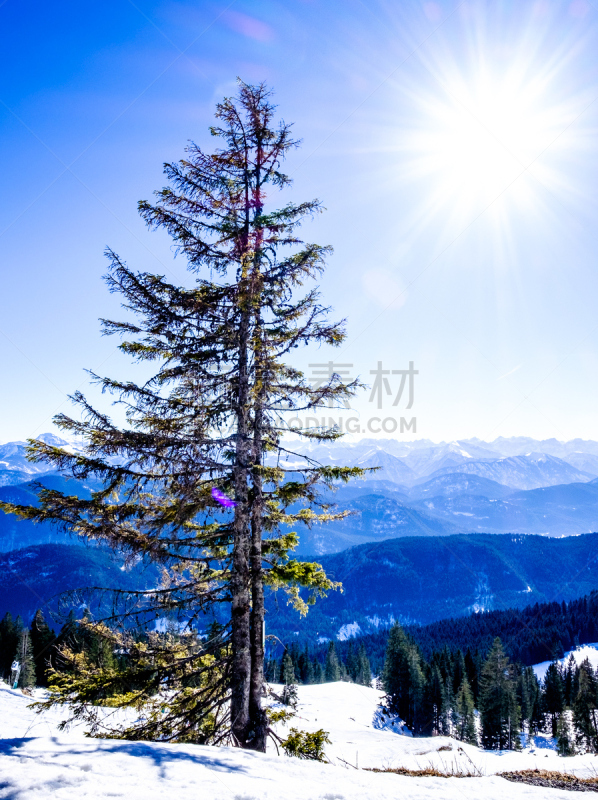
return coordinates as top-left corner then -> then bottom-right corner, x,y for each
30,609 -> 56,687
573,658 -> 598,752
454,676 -> 477,745
325,641 -> 341,682
383,623 -> 425,735
479,638 -> 521,750
0,81 -> 363,750
15,628 -> 36,689
281,650 -> 296,685
281,727 -> 331,761
543,661 -> 565,737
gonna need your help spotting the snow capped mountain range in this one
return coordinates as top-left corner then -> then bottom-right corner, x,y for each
6,434 -> 598,555
282,436 -> 598,488
425,452 -> 592,491
0,434 -> 83,486
4,432 -> 598,490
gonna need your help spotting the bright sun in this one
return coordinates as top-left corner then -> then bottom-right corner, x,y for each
401,62 -> 580,227
432,80 -> 547,196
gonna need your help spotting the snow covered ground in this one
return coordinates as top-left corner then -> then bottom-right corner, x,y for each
533,643 -> 598,681
1,679 -> 597,799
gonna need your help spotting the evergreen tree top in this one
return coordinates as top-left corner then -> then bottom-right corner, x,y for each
0,81 -> 365,749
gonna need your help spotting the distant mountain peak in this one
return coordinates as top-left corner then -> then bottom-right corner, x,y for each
36,433 -> 72,446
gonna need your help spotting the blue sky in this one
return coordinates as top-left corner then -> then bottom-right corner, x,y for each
2,0 -> 598,444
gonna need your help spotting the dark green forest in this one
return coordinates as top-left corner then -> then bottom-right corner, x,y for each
329,590 -> 598,675
5,590 -> 598,753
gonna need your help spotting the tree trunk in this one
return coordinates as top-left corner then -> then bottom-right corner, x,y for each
248,398 -> 267,751
247,138 -> 267,751
230,288 -> 252,746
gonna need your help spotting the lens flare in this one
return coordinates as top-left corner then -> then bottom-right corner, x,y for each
211,487 -> 236,508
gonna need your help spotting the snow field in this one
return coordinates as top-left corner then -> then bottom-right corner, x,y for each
1,679 -> 597,799
267,681 -> 598,778
533,643 -> 598,682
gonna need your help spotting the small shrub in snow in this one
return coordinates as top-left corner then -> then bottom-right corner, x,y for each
281,728 -> 331,761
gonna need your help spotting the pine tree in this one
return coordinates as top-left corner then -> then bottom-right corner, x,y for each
517,665 -> 540,730
30,609 -> 56,687
346,642 -> 357,682
551,639 -> 565,661
305,653 -> 315,685
479,638 -> 520,750
0,82 -> 362,750
15,628 -> 36,688
383,624 -> 411,719
281,651 -> 296,685
264,658 -> 278,682
80,615 -> 118,673
564,653 -> 576,706
556,712 -> 575,756
356,643 -> 371,686
543,661 -> 565,737
407,647 -> 425,735
439,646 -> 452,686
452,650 -> 465,696
287,644 -> 301,683
296,645 -> 310,684
464,648 -> 479,705
440,669 -> 456,736
325,642 -> 341,682
573,658 -> 598,752
0,613 -> 19,680
383,624 -> 424,734
312,656 -> 324,684
50,610 -> 78,673
522,666 -> 543,735
421,663 -> 444,736
529,688 -> 545,735
455,677 -> 477,745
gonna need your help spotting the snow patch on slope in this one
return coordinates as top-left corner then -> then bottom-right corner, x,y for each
533,644 -> 598,682
336,622 -> 361,640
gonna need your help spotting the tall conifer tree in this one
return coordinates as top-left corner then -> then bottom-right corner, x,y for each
281,651 -> 296,685
0,82 -> 361,750
573,658 -> 598,752
325,642 -> 341,682
543,661 -> 565,737
15,628 -> 36,688
30,609 -> 55,687
479,638 -> 520,750
356,642 -> 371,686
383,624 -> 424,734
0,613 -> 19,679
454,677 -> 477,745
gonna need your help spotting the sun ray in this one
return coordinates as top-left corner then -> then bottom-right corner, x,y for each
376,4 -> 597,242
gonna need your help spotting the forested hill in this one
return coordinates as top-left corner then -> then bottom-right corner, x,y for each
0,544 -> 159,622
330,591 -> 598,676
265,532 -> 598,641
316,531 -> 598,623
5,533 -> 598,639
